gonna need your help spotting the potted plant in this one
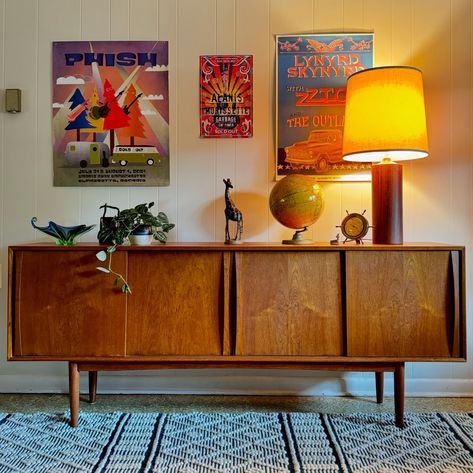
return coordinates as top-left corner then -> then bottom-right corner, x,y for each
96,202 -> 175,293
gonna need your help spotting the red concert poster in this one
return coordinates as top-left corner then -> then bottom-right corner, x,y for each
200,55 -> 253,138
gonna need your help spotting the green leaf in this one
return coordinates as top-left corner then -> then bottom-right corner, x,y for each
162,223 -> 175,233
157,212 -> 169,224
122,283 -> 131,293
96,266 -> 111,273
154,231 -> 167,242
107,245 -> 117,253
96,250 -> 107,261
113,278 -> 119,287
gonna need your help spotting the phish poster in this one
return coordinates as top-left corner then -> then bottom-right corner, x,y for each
200,55 -> 253,138
276,33 -> 374,181
52,41 -> 169,187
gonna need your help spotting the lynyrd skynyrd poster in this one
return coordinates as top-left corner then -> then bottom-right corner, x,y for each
52,41 -> 169,186
276,33 -> 374,181
200,55 -> 253,138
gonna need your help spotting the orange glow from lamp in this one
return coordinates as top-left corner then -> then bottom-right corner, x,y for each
342,66 -> 429,244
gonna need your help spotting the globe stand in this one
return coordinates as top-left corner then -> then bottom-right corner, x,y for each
282,226 -> 313,245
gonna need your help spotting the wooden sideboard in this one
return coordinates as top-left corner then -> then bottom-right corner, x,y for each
8,242 -> 466,427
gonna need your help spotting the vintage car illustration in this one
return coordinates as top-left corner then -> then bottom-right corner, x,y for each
112,146 -> 160,166
284,141 -> 309,167
65,141 -> 111,168
285,129 -> 343,172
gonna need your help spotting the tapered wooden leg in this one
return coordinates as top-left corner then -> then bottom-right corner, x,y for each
88,371 -> 98,404
394,363 -> 405,428
68,362 -> 80,427
375,372 -> 384,404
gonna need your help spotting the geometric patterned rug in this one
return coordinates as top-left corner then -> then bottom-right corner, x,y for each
0,412 -> 472,472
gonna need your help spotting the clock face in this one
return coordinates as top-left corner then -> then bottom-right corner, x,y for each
345,216 -> 364,237
340,213 -> 369,240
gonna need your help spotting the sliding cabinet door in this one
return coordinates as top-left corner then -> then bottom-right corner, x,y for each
346,250 -> 461,358
126,251 -> 223,355
235,251 -> 343,356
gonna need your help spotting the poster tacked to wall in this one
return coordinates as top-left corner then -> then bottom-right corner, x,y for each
200,55 -> 253,138
52,41 -> 169,187
276,33 -> 374,181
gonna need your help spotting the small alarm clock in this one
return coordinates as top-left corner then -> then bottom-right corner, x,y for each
337,210 -> 371,244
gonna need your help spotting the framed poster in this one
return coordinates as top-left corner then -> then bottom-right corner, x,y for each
276,33 -> 374,181
52,41 -> 169,187
200,55 -> 253,138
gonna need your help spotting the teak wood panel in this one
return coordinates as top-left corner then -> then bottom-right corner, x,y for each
126,251 -> 223,355
235,251 -> 343,356
346,251 -> 457,357
13,250 -> 127,357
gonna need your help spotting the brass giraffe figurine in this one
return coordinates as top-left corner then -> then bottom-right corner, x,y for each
223,178 -> 243,243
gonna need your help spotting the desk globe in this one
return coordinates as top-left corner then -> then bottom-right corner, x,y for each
269,174 -> 324,244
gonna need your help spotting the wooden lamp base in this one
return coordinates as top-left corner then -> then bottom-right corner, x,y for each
372,159 -> 403,244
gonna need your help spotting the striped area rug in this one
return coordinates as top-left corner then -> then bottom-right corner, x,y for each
0,412 -> 472,472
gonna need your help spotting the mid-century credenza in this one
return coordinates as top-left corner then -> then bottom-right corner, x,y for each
7,242 -> 466,427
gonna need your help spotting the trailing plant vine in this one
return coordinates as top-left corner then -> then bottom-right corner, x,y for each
95,202 -> 175,293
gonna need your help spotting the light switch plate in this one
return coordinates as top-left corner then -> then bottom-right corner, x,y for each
5,89 -> 21,113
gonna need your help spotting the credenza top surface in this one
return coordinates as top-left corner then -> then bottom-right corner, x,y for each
8,241 -> 465,251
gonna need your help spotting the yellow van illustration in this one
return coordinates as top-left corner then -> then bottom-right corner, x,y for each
112,146 -> 160,166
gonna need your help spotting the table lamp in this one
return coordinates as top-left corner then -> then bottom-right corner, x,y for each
342,66 -> 429,244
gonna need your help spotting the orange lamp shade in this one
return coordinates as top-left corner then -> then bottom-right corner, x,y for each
342,66 -> 429,162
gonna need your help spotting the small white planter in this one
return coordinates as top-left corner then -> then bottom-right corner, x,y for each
129,234 -> 153,245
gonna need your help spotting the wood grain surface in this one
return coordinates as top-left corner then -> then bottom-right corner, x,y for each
346,250 -> 457,357
13,250 -> 127,356
126,251 -> 223,355
9,244 -> 465,363
235,251 -> 343,355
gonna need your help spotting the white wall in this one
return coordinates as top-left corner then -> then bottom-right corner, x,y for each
0,0 -> 472,396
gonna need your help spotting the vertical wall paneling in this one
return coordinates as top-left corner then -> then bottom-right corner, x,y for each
0,0 -> 6,376
130,0 -> 158,41
0,0 -> 472,395
158,0 -> 179,240
450,0 -> 473,379
410,0 -> 452,243
36,1 -> 81,231
314,0 -> 343,30
214,0 -> 236,242
81,0 -> 111,41
177,0 -> 216,241
4,0 -> 38,243
236,0 -> 271,242
343,0 -> 364,28
110,0 -> 129,39
0,0 -> 5,257
363,0 -> 392,65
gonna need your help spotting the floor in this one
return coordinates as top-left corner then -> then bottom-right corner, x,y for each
0,394 -> 472,414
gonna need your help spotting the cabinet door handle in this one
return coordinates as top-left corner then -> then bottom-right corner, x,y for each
223,252 -> 233,356
449,250 -> 460,358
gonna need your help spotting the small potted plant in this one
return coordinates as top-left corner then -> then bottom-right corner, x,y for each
96,202 -> 175,293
